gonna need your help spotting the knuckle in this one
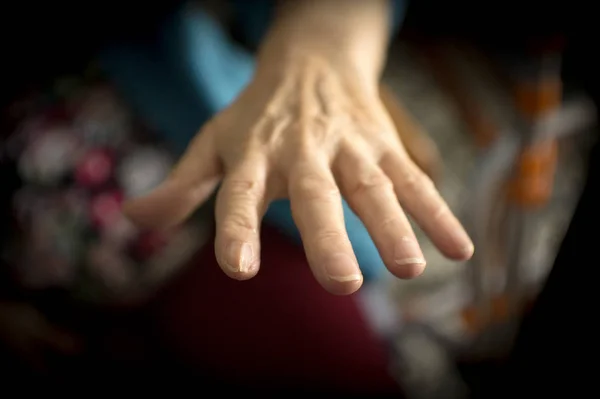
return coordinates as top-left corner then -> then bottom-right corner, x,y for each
348,172 -> 393,199
313,229 -> 348,245
221,210 -> 258,236
294,173 -> 340,201
378,214 -> 405,230
398,169 -> 427,193
226,178 -> 264,200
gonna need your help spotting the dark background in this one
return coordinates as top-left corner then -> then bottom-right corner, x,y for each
1,0 -> 597,395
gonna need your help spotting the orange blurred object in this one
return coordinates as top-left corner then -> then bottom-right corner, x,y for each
514,78 -> 562,120
508,140 -> 558,207
461,295 -> 511,334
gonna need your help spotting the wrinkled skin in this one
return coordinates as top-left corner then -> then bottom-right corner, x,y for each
125,55 -> 473,295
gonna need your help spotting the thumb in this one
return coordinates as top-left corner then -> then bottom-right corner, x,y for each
124,126 -> 222,229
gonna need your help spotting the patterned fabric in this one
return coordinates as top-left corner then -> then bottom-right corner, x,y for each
1,70 -> 206,305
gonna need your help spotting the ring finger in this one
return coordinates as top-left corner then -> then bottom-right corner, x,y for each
335,147 -> 426,279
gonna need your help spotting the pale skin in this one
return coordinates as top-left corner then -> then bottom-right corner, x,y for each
124,0 -> 474,295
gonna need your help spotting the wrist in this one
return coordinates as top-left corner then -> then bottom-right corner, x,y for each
255,41 -> 381,93
253,50 -> 379,102
255,0 -> 390,85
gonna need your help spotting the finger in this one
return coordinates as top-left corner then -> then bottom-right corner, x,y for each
214,156 -> 268,280
379,84 -> 442,180
402,135 -> 442,182
381,152 -> 474,260
123,126 -> 221,229
289,157 -> 362,295
335,149 -> 426,279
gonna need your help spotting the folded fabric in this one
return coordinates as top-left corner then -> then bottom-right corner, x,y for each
99,1 -> 406,281
155,224 -> 400,393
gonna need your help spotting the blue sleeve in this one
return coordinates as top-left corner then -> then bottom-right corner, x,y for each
390,0 -> 408,36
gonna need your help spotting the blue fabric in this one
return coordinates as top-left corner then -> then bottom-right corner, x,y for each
99,1 -> 406,281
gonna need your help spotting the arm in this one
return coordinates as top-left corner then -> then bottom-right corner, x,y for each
257,0 -> 393,86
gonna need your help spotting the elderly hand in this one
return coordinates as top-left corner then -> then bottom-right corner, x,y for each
125,53 -> 473,295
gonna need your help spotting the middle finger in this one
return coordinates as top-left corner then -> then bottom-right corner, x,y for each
288,156 -> 362,295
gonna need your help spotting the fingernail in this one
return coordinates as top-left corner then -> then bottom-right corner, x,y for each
395,257 -> 427,266
452,227 -> 475,260
461,243 -> 475,259
394,237 -> 426,275
323,253 -> 362,283
225,241 -> 254,273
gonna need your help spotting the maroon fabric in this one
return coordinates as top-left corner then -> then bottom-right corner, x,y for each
154,225 -> 401,394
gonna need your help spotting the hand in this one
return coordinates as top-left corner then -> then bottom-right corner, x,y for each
125,54 -> 474,295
